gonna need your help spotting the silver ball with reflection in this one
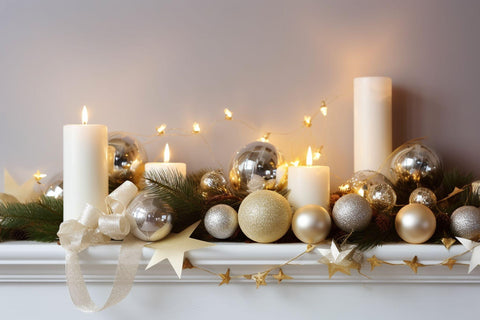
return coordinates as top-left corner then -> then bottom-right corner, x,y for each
339,170 -> 393,197
451,206 -> 480,240
409,187 -> 437,209
292,205 -> 331,244
44,173 -> 63,199
108,132 -> 148,185
204,204 -> 238,239
126,191 -> 173,241
367,183 -> 397,212
200,171 -> 227,198
229,141 -> 282,193
332,193 -> 372,232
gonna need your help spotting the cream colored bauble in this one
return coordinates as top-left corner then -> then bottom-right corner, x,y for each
238,190 -> 292,243
395,203 -> 436,244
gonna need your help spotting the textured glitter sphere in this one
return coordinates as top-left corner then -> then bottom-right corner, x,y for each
450,206 -> 480,240
126,192 -> 173,241
229,141 -> 282,193
332,194 -> 372,232
292,205 -> 331,244
204,204 -> 238,239
409,187 -> 437,209
395,203 -> 436,244
389,143 -> 443,192
200,171 -> 228,198
238,190 -> 292,243
367,183 -> 397,212
339,170 -> 393,197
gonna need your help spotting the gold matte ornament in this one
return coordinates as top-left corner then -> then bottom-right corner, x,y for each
395,203 -> 436,244
292,205 -> 331,244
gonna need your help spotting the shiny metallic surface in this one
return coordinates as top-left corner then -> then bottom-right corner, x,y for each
228,141 -> 282,193
126,191 -> 173,241
200,171 -> 228,198
409,187 -> 437,209
238,190 -> 292,243
367,183 -> 397,212
44,173 -> 63,199
332,193 -> 372,232
389,143 -> 443,192
395,203 -> 436,244
108,132 -> 148,185
339,170 -> 393,197
204,204 -> 238,239
451,206 -> 480,240
292,205 -> 331,244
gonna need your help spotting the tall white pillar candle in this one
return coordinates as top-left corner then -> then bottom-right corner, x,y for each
288,147 -> 330,210
144,143 -> 187,177
63,107 -> 108,221
354,76 -> 392,172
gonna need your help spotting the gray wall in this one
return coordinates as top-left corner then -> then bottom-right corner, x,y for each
1,0 -> 480,189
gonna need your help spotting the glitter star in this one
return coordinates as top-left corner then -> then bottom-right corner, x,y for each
442,258 -> 457,270
367,255 -> 384,271
441,238 -> 456,250
404,256 -> 425,274
252,271 -> 268,288
318,240 -> 361,278
219,269 -> 231,286
272,268 -> 293,283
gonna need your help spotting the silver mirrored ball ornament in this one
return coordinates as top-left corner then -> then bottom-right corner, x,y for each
44,173 -> 63,199
126,191 -> 173,241
367,183 -> 397,212
450,206 -> 480,240
200,171 -> 227,198
339,170 -> 393,197
332,193 -> 372,232
409,187 -> 437,209
204,204 -> 238,239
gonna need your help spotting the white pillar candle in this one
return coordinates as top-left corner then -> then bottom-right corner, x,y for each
288,147 -> 330,210
145,143 -> 187,177
63,106 -> 108,221
354,76 -> 392,172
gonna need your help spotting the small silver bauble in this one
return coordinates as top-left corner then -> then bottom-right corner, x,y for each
332,193 -> 372,232
409,187 -> 437,209
292,205 -> 331,244
229,141 -> 282,193
389,143 -> 443,192
339,170 -> 393,197
450,206 -> 480,240
200,171 -> 227,198
367,183 -> 397,212
44,173 -> 63,199
126,191 -> 173,241
204,204 -> 238,239
108,132 -> 148,186
395,203 -> 436,244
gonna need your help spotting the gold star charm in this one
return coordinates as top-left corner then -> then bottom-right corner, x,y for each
252,271 -> 268,288
367,255 -> 384,271
145,221 -> 214,278
182,258 -> 195,270
441,238 -> 456,250
318,240 -> 362,278
404,256 -> 425,274
219,269 -> 231,286
4,169 -> 37,203
442,258 -> 457,270
272,268 -> 293,283
325,263 -> 351,278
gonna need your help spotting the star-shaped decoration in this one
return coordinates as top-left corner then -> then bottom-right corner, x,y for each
145,221 -> 215,278
403,256 -> 425,274
457,237 -> 480,273
272,268 -> 293,283
367,255 -> 384,271
441,238 -> 456,250
4,169 -> 37,203
442,258 -> 457,270
219,269 -> 231,286
33,170 -> 47,183
252,271 -> 268,288
318,240 -> 360,278
182,258 -> 195,270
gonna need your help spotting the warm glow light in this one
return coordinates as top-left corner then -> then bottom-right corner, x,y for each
33,170 -> 47,183
156,124 -> 167,135
320,100 -> 327,117
313,146 -> 323,160
192,122 -> 201,134
306,146 -> 313,166
260,132 -> 271,142
163,143 -> 170,163
224,108 -> 233,120
303,116 -> 312,127
82,106 -> 88,125
290,160 -> 300,167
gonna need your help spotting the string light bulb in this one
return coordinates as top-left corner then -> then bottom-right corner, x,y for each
192,122 -> 201,134
33,170 -> 47,183
81,106 -> 88,125
313,146 -> 323,160
320,100 -> 328,117
303,116 -> 312,128
260,132 -> 271,142
224,108 -> 233,120
290,160 -> 300,167
156,124 -> 167,135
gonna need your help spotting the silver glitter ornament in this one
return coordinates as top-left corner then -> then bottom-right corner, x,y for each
292,205 -> 331,244
389,143 -> 443,192
229,141 -> 282,193
395,203 -> 436,244
332,193 -> 372,232
126,191 -> 173,241
450,206 -> 480,240
366,183 -> 397,212
204,204 -> 238,239
108,132 -> 148,186
409,187 -> 437,209
339,170 -> 393,197
200,171 -> 227,198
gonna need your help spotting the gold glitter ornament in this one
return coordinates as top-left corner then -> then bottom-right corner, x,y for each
332,194 -> 372,232
200,170 -> 227,198
409,187 -> 437,209
238,190 -> 292,243
395,203 -> 436,244
292,205 -> 331,244
366,183 -> 397,212
450,206 -> 480,240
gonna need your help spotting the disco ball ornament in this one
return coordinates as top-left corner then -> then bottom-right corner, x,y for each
389,143 -> 443,192
44,174 -> 63,199
366,183 -> 397,213
126,191 -> 173,241
395,203 -> 436,244
229,141 -> 282,193
238,190 -> 292,243
108,132 -> 148,187
200,171 -> 228,198
409,187 -> 437,209
450,206 -> 480,240
292,205 -> 331,244
204,204 -> 238,239
332,193 -> 372,232
339,170 -> 393,197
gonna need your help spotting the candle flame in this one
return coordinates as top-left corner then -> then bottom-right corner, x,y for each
192,122 -> 201,134
164,143 -> 170,163
320,100 -> 327,117
303,116 -> 312,127
306,146 -> 313,166
82,106 -> 88,125
156,124 -> 167,135
224,108 -> 233,120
